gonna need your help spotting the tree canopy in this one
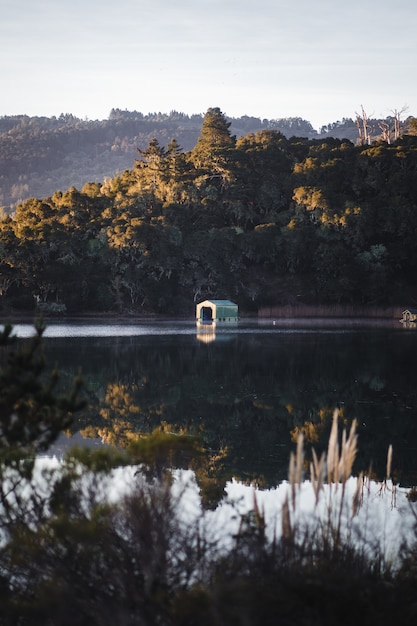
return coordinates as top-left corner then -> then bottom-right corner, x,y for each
1,108 -> 417,315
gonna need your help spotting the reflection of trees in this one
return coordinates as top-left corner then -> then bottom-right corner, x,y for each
44,331 -> 417,488
290,401 -> 417,486
98,383 -> 141,445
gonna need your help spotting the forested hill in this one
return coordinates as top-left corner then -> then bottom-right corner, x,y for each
1,107 -> 417,317
0,108 -> 412,208
0,110 -> 315,208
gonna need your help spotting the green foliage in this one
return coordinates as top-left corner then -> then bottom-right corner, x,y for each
64,445 -> 130,473
0,110 -> 323,209
126,427 -> 203,476
1,113 -> 417,313
191,107 -> 236,171
0,322 -> 84,456
407,117 -> 417,136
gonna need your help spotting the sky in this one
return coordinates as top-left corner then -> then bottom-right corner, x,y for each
1,0 -> 416,130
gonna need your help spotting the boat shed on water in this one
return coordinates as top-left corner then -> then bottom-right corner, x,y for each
196,300 -> 238,323
401,309 -> 417,323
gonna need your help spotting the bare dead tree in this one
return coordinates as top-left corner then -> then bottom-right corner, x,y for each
391,106 -> 408,141
355,105 -> 372,145
378,120 -> 391,144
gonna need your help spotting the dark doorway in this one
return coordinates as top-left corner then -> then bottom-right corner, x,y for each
202,306 -> 213,322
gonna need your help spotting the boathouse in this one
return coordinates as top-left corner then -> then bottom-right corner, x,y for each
401,309 -> 417,323
196,299 -> 238,323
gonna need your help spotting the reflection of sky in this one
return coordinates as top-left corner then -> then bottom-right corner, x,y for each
25,460 -> 417,569
3,319 -> 403,338
2,0 -> 416,128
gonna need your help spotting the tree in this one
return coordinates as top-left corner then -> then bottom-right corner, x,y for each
135,138 -> 167,209
355,106 -> 372,145
407,117 -> 417,136
292,186 -> 329,224
163,138 -> 190,204
391,106 -> 408,141
166,138 -> 183,175
234,130 -> 292,227
0,322 -> 83,455
191,107 -> 236,176
378,119 -> 391,144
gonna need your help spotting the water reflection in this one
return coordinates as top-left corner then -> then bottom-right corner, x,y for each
196,321 -> 239,343
22,320 -> 417,490
196,321 -> 217,343
7,322 -> 200,338
6,317 -> 400,339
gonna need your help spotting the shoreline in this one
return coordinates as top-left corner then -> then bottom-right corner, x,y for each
257,303 -> 405,319
0,303 -> 408,324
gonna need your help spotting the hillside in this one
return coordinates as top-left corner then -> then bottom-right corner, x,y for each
1,109 -> 411,208
1,107 -> 417,317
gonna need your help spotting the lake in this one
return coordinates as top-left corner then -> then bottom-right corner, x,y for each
8,318 -> 417,488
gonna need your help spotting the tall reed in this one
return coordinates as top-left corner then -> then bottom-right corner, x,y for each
284,410 -> 377,555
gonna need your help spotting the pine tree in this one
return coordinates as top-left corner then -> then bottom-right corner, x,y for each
191,107 -> 236,172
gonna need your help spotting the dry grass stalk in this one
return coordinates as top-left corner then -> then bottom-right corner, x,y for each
293,411 -> 360,513
252,491 -> 266,532
289,433 -> 304,510
310,449 -> 325,505
281,495 -> 292,541
327,415 -> 359,544
327,410 -> 340,484
295,433 -> 304,484
338,419 -> 358,483
288,453 -> 295,501
386,444 -> 393,481
377,446 -> 395,503
326,411 -> 358,486
287,413 -> 398,552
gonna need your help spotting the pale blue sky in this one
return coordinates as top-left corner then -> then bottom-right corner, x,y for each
1,0 -> 416,129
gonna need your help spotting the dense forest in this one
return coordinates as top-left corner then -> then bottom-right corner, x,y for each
1,107 -> 417,316
0,107 -> 411,208
0,110 -> 318,207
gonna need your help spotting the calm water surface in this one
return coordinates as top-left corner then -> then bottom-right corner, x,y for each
8,319 -> 417,487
